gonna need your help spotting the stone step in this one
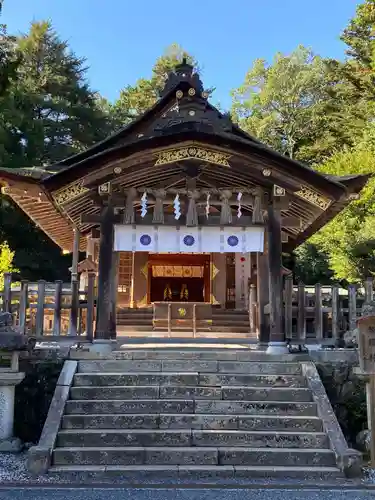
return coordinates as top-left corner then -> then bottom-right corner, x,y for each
117,319 -> 153,325
111,350 -> 304,362
71,386 -> 159,400
70,385 -> 312,402
65,399 -> 195,415
70,386 -> 222,400
218,447 -> 336,467
73,372 -> 307,388
48,464 -> 343,481
152,326 -> 251,333
56,429 -> 329,449
219,387 -> 311,402
77,360 -> 302,375
194,400 -> 317,416
52,446 -> 336,466
53,446 -> 218,466
200,374 -> 307,388
212,313 -> 249,318
211,321 -> 250,326
212,310 -> 249,315
120,315 -> 251,324
65,399 -> 317,416
117,313 -> 153,318
117,326 -> 155,332
62,413 -> 323,432
74,372 -> 200,387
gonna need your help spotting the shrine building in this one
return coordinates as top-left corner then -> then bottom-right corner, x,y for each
0,61 -> 369,351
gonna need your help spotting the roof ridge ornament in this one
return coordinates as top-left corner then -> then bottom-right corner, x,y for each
160,57 -> 204,97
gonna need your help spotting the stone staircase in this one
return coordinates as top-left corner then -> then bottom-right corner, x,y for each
46,348 -> 354,482
117,308 -> 251,335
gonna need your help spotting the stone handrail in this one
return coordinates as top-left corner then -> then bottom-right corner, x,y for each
27,360 -> 78,474
301,361 -> 362,477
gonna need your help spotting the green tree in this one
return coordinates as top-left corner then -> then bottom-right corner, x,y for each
0,25 -> 20,96
296,1 -> 375,283
293,243 -> 334,285
321,1 -> 375,154
231,46 -> 342,163
339,0 -> 375,100
0,241 -> 17,288
0,21 -> 114,280
0,21 -> 113,170
309,127 -> 375,282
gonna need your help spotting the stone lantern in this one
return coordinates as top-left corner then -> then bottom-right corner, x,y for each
0,312 -> 34,452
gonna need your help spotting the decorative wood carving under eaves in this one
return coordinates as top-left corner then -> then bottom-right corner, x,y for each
52,180 -> 89,206
294,186 -> 331,210
154,147 -> 231,167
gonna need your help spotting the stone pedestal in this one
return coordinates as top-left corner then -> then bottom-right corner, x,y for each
0,371 -> 25,451
89,339 -> 113,355
355,300 -> 375,467
266,341 -> 289,355
0,311 -> 34,452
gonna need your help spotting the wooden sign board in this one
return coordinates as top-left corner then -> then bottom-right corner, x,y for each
358,316 -> 375,374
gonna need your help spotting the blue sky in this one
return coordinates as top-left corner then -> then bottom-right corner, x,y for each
3,0 -> 362,110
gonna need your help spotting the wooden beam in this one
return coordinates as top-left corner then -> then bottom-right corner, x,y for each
81,213 -> 122,224
83,213 -> 261,228
273,195 -> 290,211
281,216 -> 301,229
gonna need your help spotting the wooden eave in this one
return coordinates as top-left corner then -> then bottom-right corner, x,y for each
0,170 -> 81,252
0,136 -> 369,254
39,142 -> 368,249
284,172 -> 372,251
43,130 -> 351,199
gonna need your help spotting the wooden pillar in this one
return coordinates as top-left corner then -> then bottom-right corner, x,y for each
266,198 -> 288,353
69,227 -> 80,336
130,251 -> 135,308
95,202 -> 115,340
71,228 -> 80,281
109,251 -> 119,340
87,235 -> 95,259
257,251 -> 270,346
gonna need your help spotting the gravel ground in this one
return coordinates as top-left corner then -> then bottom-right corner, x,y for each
2,487 -> 375,500
1,453 -> 375,488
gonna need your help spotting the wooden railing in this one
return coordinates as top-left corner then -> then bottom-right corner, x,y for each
247,277 -> 373,345
0,269 -> 372,344
153,302 -> 212,336
283,276 -> 373,345
0,273 -> 95,341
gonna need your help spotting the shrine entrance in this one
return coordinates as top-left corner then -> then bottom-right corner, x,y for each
147,254 -> 211,304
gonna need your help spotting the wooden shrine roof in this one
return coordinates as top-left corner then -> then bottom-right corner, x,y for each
0,60 -> 370,253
